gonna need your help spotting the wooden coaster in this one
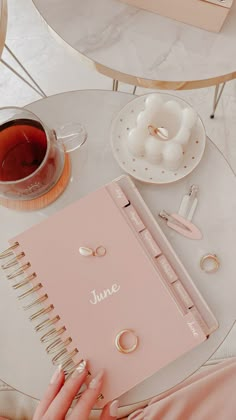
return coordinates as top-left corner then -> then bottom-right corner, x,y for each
0,154 -> 71,211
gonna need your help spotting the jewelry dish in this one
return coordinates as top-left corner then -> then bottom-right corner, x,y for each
110,93 -> 206,184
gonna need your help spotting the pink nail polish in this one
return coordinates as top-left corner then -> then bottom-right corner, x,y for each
50,365 -> 62,384
109,400 -> 119,417
89,369 -> 104,390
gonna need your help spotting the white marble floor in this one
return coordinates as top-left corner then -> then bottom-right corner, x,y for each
0,0 -> 236,417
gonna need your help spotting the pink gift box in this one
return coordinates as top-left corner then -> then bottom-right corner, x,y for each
120,0 -> 234,32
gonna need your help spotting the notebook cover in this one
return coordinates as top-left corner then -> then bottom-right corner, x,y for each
7,175 -> 217,406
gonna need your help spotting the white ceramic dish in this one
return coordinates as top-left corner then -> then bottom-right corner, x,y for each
110,93 -> 206,184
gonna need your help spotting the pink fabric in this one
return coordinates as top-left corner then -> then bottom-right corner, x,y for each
128,358 -> 236,420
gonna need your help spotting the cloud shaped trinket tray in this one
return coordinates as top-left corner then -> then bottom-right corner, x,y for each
110,93 -> 206,184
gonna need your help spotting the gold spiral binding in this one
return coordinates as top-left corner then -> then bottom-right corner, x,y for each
23,294 -> 48,310
35,316 -> 60,332
40,326 -> 66,343
64,359 -> 83,379
50,338 -> 72,363
61,348 -> 79,370
0,244 -> 104,402
0,242 -> 19,259
46,338 -> 62,353
13,273 -> 37,290
29,305 -> 54,321
46,337 -> 72,354
62,358 -> 75,372
74,392 -> 104,402
7,263 -> 31,279
18,283 -> 42,300
52,348 -> 67,364
55,348 -> 78,365
65,359 -> 85,377
1,252 -> 25,269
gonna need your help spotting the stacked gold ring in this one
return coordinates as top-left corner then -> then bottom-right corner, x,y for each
115,329 -> 138,354
200,254 -> 220,274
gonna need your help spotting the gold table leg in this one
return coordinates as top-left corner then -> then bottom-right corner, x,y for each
210,82 -> 226,119
112,79 -> 119,91
1,44 -> 46,98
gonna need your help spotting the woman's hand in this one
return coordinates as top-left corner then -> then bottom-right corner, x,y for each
33,362 -> 118,420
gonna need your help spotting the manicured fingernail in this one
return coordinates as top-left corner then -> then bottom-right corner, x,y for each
89,369 -> 104,389
71,360 -> 87,378
50,365 -> 62,384
109,400 -> 119,417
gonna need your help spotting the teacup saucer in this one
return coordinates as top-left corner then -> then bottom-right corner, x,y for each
0,154 -> 71,211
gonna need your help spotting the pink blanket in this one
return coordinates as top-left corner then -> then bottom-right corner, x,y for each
129,358 -> 236,420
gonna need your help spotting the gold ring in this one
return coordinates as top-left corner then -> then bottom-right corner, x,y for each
115,329 -> 138,354
79,246 -> 106,257
200,254 -> 220,274
94,246 -> 106,257
148,125 -> 168,140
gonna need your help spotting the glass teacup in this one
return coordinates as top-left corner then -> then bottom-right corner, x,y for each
0,107 -> 87,200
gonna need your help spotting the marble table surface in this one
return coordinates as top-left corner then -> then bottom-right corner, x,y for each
33,0 -> 236,89
0,90 -> 236,420
0,0 -> 7,60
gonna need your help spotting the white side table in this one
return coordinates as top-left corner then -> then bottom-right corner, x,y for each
0,90 -> 235,419
33,0 -> 236,115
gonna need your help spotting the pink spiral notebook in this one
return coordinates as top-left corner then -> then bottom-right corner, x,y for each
0,175 -> 218,406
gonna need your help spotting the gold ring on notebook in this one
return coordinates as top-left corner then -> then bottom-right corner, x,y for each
79,246 -> 106,257
115,329 -> 138,354
94,246 -> 106,257
200,254 -> 220,274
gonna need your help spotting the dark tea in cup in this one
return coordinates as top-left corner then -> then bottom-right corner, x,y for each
0,107 -> 87,202
0,119 -> 48,182
0,108 -> 65,200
